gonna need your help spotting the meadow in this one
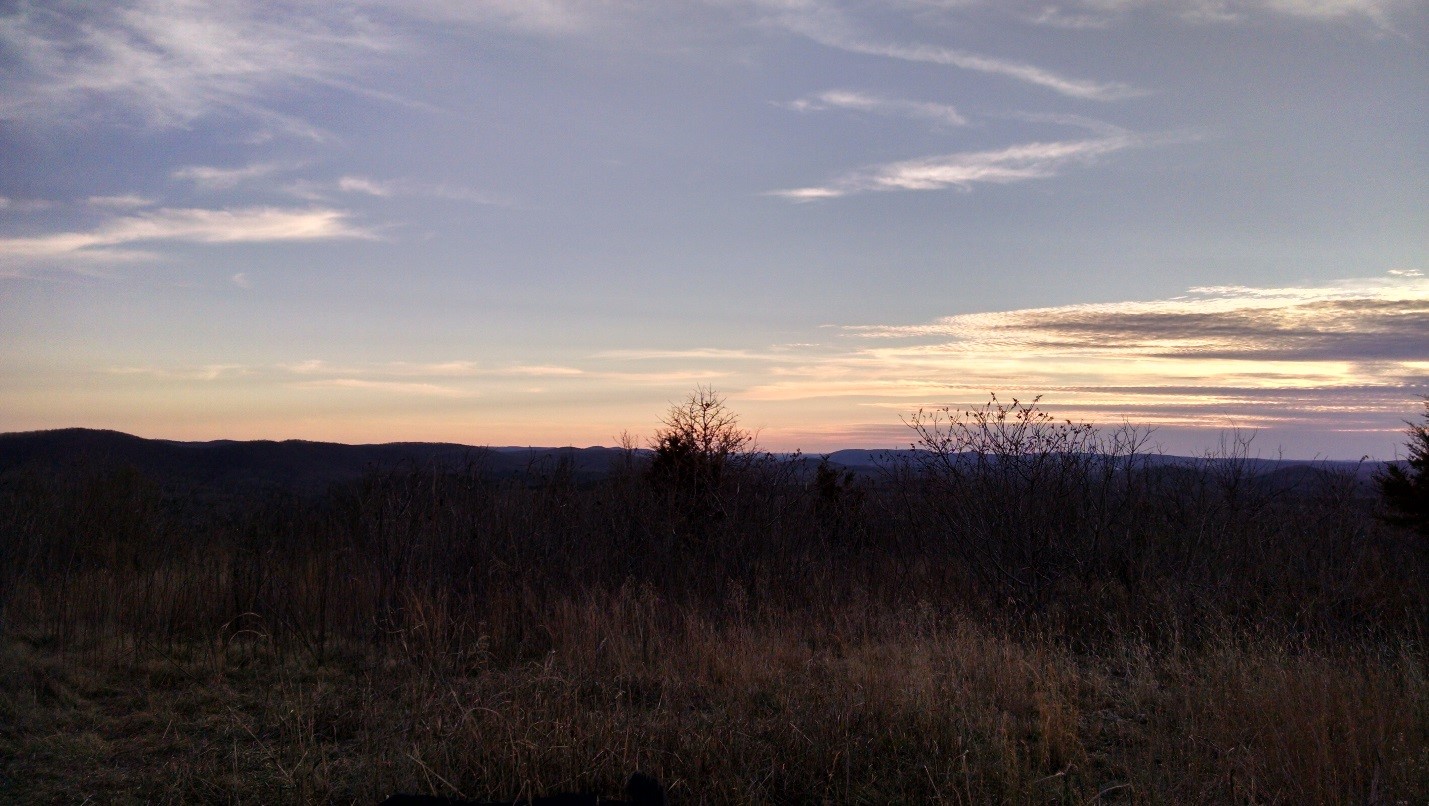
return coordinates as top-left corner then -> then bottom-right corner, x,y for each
0,401 -> 1425,803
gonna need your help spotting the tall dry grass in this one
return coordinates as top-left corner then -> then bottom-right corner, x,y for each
0,443 -> 1425,803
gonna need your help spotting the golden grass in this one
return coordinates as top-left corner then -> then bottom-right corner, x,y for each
3,584 -> 1424,804
2,450 -> 1425,803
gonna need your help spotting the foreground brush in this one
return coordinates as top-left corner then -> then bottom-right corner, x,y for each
380,772 -> 667,806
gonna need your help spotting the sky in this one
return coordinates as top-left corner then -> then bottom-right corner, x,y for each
1,0 -> 1426,459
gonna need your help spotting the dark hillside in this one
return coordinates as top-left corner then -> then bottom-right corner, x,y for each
0,428 -> 1384,499
0,429 -> 641,497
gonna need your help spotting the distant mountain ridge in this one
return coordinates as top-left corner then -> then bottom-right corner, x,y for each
0,428 -> 633,496
0,428 -> 1385,498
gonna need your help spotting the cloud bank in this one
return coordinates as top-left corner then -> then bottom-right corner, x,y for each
598,274 -> 1427,445
849,279 -> 1429,361
762,276 -> 1428,433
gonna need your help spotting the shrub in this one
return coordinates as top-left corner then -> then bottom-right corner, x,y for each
646,386 -> 753,516
1377,397 -> 1429,538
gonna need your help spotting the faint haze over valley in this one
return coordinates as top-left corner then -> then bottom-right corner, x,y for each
1,0 -> 1425,458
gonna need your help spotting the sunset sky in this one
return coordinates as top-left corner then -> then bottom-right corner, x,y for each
2,0 -> 1425,459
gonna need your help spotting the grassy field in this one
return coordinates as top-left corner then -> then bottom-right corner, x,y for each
1,423 -> 1426,803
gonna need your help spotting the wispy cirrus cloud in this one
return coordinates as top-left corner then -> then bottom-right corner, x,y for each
594,348 -> 809,362
757,0 -> 1410,97
834,40 -> 1144,101
0,206 -> 374,264
769,135 -> 1137,200
86,194 -> 155,209
503,365 -> 586,377
0,0 -> 667,133
294,378 -> 473,398
1020,0 -> 1413,26
0,0 -> 388,129
279,360 -> 584,379
109,364 -> 251,381
596,370 -> 732,384
785,89 -> 968,127
0,196 -> 56,213
338,176 -> 393,197
1024,6 -> 1116,28
333,176 -> 515,206
1263,0 -> 1407,20
381,0 -> 620,36
755,1 -> 1143,100
114,357 -> 714,391
173,162 -> 289,189
107,360 -> 502,400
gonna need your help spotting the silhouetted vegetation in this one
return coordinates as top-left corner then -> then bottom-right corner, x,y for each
0,394 -> 1425,803
1378,397 -> 1429,541
646,385 -> 760,521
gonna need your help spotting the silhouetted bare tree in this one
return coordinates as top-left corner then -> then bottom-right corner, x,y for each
648,386 -> 753,515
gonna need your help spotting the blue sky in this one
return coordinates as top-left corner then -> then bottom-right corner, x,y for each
1,0 -> 1425,458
